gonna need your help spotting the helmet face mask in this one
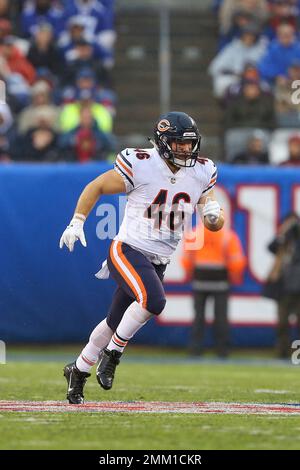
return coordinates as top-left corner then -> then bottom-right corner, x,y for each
154,112 -> 202,168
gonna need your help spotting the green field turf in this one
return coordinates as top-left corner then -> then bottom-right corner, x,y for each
1,347 -> 300,450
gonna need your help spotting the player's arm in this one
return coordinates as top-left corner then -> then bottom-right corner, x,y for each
198,189 -> 225,232
60,169 -> 125,251
74,169 -> 125,217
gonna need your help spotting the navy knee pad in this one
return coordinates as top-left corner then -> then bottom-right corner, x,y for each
147,296 -> 166,315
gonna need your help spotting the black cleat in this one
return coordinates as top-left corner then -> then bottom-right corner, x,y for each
96,349 -> 122,390
63,362 -> 90,404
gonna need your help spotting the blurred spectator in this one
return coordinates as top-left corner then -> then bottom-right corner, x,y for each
0,0 -> 15,24
0,18 -> 11,41
58,105 -> 114,162
27,23 -> 63,76
181,223 -> 246,358
218,9 -> 258,50
264,0 -> 299,41
59,36 -> 111,87
59,89 -> 113,134
258,23 -> 300,84
18,80 -> 60,135
58,14 -> 113,79
0,17 -> 29,55
218,0 -> 268,36
224,127 -> 271,160
225,62 -> 271,100
61,66 -> 97,103
232,130 -> 270,163
0,36 -> 36,85
15,126 -> 59,162
224,79 -> 275,129
0,36 -> 36,110
275,59 -> 300,127
209,24 -> 267,98
0,103 -> 16,162
2,81 -> 30,114
64,0 -> 115,53
21,0 -> 66,39
263,213 -> 300,358
58,15 -> 87,55
60,67 -> 116,113
279,134 -> 300,165
268,129 -> 300,164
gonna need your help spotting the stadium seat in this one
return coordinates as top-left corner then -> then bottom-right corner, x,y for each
224,128 -> 271,161
268,129 -> 300,165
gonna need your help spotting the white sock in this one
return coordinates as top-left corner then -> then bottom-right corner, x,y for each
107,302 -> 153,353
76,319 -> 113,372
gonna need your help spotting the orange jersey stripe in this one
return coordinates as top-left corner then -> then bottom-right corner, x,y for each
116,156 -> 133,177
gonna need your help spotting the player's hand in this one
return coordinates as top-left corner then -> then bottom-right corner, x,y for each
203,197 -> 221,224
59,216 -> 87,252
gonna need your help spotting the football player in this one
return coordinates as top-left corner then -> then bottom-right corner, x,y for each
60,111 -> 224,404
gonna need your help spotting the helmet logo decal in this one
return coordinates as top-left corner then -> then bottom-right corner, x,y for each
157,119 -> 171,132
183,132 -> 197,137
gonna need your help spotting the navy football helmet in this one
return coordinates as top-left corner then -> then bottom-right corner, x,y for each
153,111 -> 202,168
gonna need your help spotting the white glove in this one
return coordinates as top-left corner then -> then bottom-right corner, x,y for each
59,214 -> 87,252
203,198 -> 221,224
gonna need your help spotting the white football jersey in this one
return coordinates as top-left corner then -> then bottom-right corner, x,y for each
113,147 -> 217,259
